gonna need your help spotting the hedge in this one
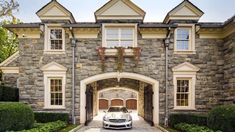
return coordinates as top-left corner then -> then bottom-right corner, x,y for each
0,85 -> 19,101
169,113 -> 207,127
175,123 -> 221,132
0,102 -> 34,131
34,112 -> 69,123
208,104 -> 235,132
19,121 -> 67,132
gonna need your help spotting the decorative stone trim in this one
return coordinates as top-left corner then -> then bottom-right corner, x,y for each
0,51 -> 19,67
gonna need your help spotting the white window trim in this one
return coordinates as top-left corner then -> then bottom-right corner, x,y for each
102,23 -> 138,48
173,73 -> 196,110
174,24 -> 196,54
44,24 -> 66,54
43,72 -> 66,109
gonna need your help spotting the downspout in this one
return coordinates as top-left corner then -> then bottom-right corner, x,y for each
70,27 -> 76,125
164,26 -> 174,127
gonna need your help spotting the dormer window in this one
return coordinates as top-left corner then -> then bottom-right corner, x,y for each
174,24 -> 196,54
50,29 -> 63,50
44,24 -> 65,54
176,29 -> 190,50
102,24 -> 137,48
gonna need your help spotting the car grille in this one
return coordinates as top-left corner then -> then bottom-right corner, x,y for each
109,119 -> 126,123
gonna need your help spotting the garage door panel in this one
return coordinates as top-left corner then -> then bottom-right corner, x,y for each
99,99 -> 109,109
111,99 -> 123,106
126,99 -> 137,110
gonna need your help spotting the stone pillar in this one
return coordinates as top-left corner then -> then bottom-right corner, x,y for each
91,82 -> 98,116
138,82 -> 146,117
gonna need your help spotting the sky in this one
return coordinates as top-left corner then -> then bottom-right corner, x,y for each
11,0 -> 235,23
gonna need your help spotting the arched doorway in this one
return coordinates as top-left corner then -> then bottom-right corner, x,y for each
80,72 -> 159,126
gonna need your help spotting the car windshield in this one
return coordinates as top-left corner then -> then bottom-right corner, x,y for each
108,107 -> 128,113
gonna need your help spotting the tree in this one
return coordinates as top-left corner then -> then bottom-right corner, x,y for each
0,18 -> 19,63
0,0 -> 19,63
0,0 -> 19,17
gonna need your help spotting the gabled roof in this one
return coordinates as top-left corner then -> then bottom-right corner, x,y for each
36,0 -> 75,23
95,0 -> 145,21
0,51 -> 19,67
164,0 -> 204,23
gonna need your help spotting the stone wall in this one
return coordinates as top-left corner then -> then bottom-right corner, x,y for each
223,33 -> 235,103
2,73 -> 19,87
99,89 -> 137,101
17,33 -> 73,115
168,34 -> 225,113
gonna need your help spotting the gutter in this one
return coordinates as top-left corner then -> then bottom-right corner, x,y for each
69,27 -> 77,125
164,25 -> 176,127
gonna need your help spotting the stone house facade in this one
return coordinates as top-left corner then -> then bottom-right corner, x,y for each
0,0 -> 234,126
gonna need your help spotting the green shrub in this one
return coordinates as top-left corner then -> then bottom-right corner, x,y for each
175,123 -> 221,132
0,102 -> 34,131
208,104 -> 235,132
0,85 -> 19,101
34,112 -> 69,123
169,113 -> 207,127
19,120 -> 67,132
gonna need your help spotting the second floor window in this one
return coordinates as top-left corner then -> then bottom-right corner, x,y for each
176,28 -> 190,51
106,28 -> 134,48
50,29 -> 63,50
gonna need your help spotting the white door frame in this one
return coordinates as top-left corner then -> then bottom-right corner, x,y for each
80,72 -> 159,125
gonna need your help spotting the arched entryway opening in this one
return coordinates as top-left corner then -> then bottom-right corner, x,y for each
80,72 -> 159,126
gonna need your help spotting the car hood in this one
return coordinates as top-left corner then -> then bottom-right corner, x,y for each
105,112 -> 130,119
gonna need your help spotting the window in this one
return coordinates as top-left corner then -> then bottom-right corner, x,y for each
103,24 -> 137,48
50,29 -> 63,50
176,29 -> 190,50
50,79 -> 63,106
44,25 -> 65,53
176,79 -> 190,106
41,62 -> 67,109
174,24 -> 195,54
172,62 -> 199,110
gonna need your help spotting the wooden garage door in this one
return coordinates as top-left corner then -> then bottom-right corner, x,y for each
99,99 -> 109,109
126,99 -> 137,110
111,99 -> 123,106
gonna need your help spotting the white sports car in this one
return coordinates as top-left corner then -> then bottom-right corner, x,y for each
103,106 -> 132,129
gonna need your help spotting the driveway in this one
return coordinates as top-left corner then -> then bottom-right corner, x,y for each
76,111 -> 162,132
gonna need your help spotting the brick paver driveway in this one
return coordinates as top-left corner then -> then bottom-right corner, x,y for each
77,111 -> 162,132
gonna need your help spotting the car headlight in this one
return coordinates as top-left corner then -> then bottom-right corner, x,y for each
103,116 -> 109,121
126,116 -> 132,122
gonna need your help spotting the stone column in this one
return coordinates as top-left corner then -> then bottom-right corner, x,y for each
138,81 -> 146,117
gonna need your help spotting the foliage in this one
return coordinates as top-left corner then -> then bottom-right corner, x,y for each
169,113 -> 207,127
208,104 -> 235,132
34,112 -> 69,123
0,0 -> 19,17
132,47 -> 141,66
19,121 -> 67,132
175,123 -> 221,132
0,102 -> 34,131
0,19 -> 19,63
97,47 -> 106,71
0,85 -> 19,101
59,124 -> 77,132
116,47 -> 125,72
